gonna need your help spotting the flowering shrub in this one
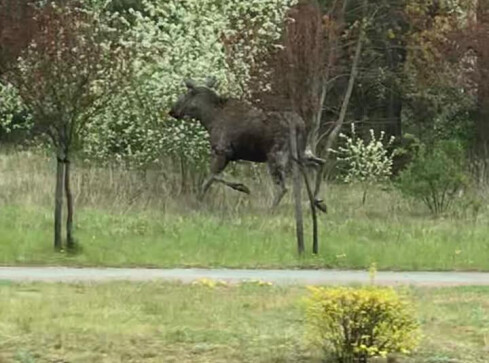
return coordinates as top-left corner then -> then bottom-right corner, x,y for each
84,0 -> 298,166
305,286 -> 420,362
332,124 -> 396,204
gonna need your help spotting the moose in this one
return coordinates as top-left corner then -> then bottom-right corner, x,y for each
169,77 -> 324,207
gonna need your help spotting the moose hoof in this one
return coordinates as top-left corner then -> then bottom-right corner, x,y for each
314,198 -> 328,214
232,183 -> 251,194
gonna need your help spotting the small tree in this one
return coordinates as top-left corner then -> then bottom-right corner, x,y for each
2,1 -> 128,250
397,140 -> 468,215
332,123 -> 395,205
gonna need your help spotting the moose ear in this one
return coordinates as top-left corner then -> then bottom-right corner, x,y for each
184,78 -> 197,90
205,76 -> 218,89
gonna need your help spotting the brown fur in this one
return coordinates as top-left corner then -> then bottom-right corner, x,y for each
169,79 -> 319,206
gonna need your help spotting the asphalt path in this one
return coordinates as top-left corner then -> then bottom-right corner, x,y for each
0,267 -> 489,286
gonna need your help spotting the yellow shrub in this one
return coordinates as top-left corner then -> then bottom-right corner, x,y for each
305,287 -> 420,362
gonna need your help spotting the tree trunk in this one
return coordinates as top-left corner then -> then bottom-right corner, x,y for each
54,155 -> 65,250
299,164 -> 319,254
475,91 -> 489,157
475,0 -> 489,157
314,0 -> 368,198
309,0 -> 347,155
385,86 -> 403,139
290,123 -> 304,255
64,157 -> 75,250
383,0 -> 405,140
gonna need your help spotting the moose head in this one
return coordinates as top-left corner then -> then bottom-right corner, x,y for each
168,77 -> 221,121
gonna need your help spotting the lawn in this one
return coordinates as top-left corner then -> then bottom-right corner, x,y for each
0,282 -> 487,362
1,150 -> 489,271
1,204 -> 489,271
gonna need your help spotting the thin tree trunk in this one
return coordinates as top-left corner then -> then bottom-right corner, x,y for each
310,81 -> 327,155
309,0 -> 347,156
290,123 -> 304,255
299,164 -> 319,254
65,157 -> 75,250
475,0 -> 489,157
314,0 -> 368,199
54,155 -> 65,251
362,186 -> 368,206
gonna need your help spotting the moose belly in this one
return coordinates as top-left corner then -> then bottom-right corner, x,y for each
230,140 -> 269,163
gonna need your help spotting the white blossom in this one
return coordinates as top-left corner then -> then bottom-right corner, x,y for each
83,0 -> 297,166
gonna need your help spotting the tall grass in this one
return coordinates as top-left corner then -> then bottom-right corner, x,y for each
1,149 -> 489,270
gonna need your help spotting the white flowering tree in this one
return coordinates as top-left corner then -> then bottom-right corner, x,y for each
332,123 -> 396,205
0,82 -> 31,135
84,0 -> 298,174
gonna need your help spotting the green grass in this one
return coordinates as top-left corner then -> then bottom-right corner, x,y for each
0,283 -> 488,362
1,203 -> 489,271
1,150 -> 489,271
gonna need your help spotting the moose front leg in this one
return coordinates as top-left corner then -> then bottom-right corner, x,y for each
199,153 -> 250,200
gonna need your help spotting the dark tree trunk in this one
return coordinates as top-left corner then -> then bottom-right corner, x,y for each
475,0 -> 489,157
54,156 -> 65,250
385,89 -> 403,139
290,124 -> 304,255
64,157 -> 75,249
475,90 -> 489,157
314,0 -> 367,198
383,0 -> 406,140
300,166 -> 319,254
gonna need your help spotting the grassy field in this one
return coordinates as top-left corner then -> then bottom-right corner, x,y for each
0,282 -> 488,363
1,150 -> 489,271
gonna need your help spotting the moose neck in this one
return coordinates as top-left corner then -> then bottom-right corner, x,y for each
193,103 -> 221,131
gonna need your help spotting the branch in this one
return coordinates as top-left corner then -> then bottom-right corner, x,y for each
314,0 -> 368,197
319,0 -> 368,159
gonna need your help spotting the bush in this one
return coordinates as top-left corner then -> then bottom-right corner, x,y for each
396,140 -> 467,215
305,286 -> 420,363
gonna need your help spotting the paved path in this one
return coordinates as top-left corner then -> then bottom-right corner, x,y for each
0,267 -> 489,286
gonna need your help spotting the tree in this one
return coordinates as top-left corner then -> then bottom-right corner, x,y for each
1,1 -> 128,250
402,0 -> 476,146
450,0 -> 489,157
308,0 -> 368,198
